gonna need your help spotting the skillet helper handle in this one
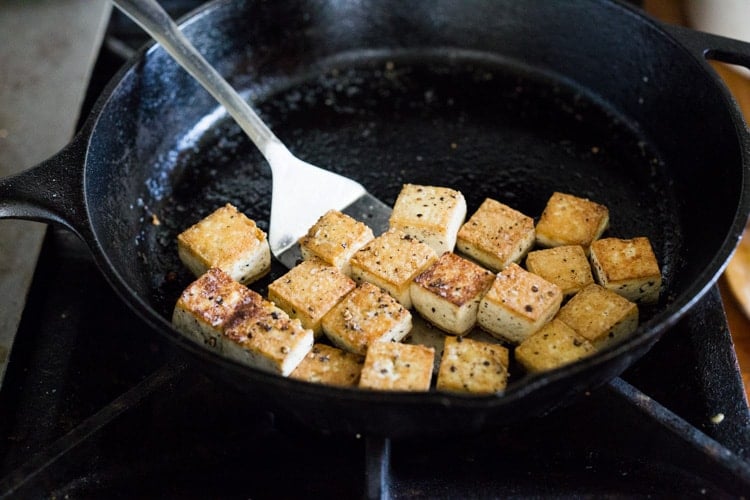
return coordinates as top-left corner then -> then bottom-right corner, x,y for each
0,134 -> 90,239
111,0 -> 287,160
663,24 -> 750,71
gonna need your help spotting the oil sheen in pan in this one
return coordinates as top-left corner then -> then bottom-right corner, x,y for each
144,53 -> 680,359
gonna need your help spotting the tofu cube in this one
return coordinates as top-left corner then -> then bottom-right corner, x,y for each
477,263 -> 563,344
268,258 -> 356,337
172,267 -> 257,352
436,336 -> 509,394
555,283 -> 638,349
589,237 -> 662,303
525,245 -> 594,297
515,318 -> 596,373
535,192 -> 609,253
299,210 -> 374,276
349,228 -> 438,308
177,203 -> 271,284
321,282 -> 412,355
456,198 -> 535,272
388,184 -> 467,254
359,341 -> 435,391
410,252 -> 495,335
223,296 -> 314,377
290,343 -> 364,387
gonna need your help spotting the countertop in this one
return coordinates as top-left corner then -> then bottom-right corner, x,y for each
0,1 -> 112,387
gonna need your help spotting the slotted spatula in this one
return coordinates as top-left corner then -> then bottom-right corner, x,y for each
113,0 -> 392,269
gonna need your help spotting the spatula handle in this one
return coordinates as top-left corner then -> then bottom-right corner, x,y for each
112,0 -> 286,160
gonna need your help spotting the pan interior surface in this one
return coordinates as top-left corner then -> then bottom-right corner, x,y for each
137,51 -> 680,356
75,0 -> 749,432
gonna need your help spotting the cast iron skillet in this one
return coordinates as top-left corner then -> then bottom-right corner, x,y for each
2,0 -> 750,437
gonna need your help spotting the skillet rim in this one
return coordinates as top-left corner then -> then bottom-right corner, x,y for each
78,0 -> 750,411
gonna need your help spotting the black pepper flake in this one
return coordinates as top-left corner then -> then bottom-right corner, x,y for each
524,304 -> 534,312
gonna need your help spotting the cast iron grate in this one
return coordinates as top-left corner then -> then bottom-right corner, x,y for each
0,189 -> 747,499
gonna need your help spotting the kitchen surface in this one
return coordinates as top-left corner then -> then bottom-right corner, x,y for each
1,1 -> 749,497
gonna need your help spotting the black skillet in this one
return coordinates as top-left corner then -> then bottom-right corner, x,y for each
1,0 -> 750,437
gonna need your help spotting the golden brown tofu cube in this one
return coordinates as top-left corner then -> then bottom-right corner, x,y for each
290,343 -> 364,387
389,184 -> 467,254
456,198 -> 535,272
515,318 -> 596,373
359,341 -> 435,391
555,283 -> 638,349
223,296 -> 314,377
410,252 -> 495,335
268,258 -> 356,337
299,210 -> 374,276
525,245 -> 594,297
321,282 -> 412,355
177,203 -> 271,284
172,267 -> 257,352
349,228 -> 438,308
535,192 -> 609,253
477,263 -> 563,344
436,336 -> 509,394
589,237 -> 662,303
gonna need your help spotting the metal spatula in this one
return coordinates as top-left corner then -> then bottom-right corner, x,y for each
113,0 -> 392,269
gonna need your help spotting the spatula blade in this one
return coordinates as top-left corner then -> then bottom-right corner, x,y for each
274,191 -> 392,270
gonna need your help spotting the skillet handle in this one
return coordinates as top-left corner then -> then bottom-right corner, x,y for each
663,24 -> 750,70
0,133 -> 91,240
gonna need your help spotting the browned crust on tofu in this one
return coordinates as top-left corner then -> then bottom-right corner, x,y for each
389,184 -> 467,253
290,343 -> 364,387
413,252 -> 495,307
223,297 -> 313,376
359,342 -> 435,391
177,203 -> 270,283
299,210 -> 374,274
456,198 -> 535,271
322,282 -> 412,355
535,192 -> 609,250
477,263 -> 563,343
349,228 -> 437,307
173,267 -> 260,330
555,283 -> 638,348
484,263 -> 562,323
268,258 -> 356,335
589,237 -> 662,303
436,336 -> 509,394
515,318 -> 595,373
525,245 -> 594,296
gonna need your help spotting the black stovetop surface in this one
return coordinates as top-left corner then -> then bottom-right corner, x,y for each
1,212 -> 749,499
2,3 -> 750,498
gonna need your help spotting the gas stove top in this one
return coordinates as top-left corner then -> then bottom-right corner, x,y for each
0,227 -> 748,498
1,3 -> 749,497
